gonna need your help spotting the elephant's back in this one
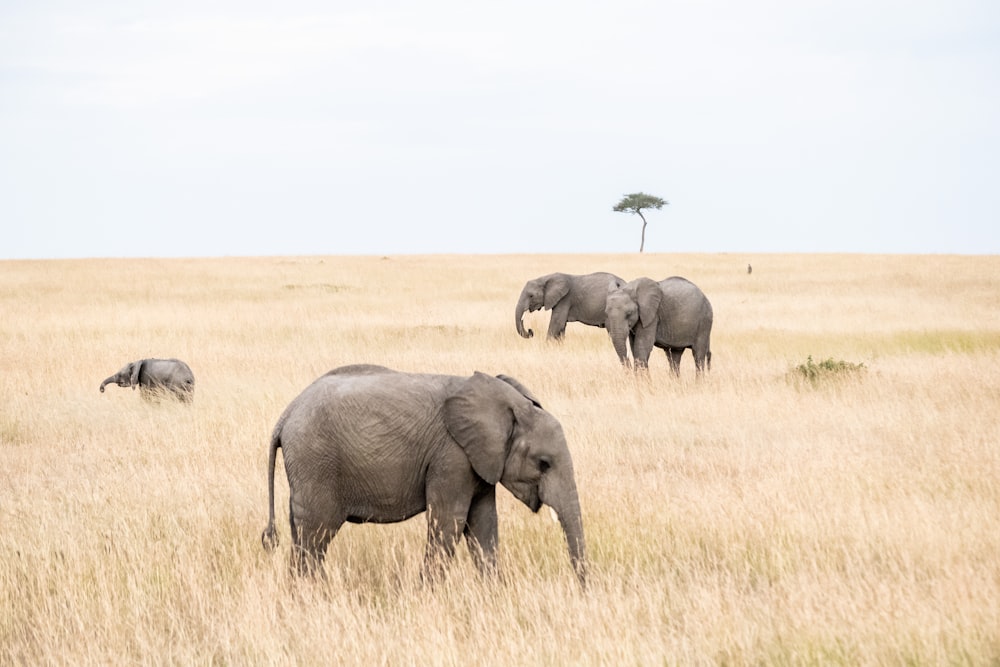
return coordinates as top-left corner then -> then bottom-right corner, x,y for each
659,277 -> 711,310
146,358 -> 194,378
280,370 -> 455,456
278,371 -> 455,517
659,276 -> 701,294
583,271 -> 625,289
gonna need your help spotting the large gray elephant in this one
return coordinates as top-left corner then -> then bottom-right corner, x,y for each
515,271 -> 626,340
605,276 -> 713,374
99,358 -> 195,402
261,364 -> 587,586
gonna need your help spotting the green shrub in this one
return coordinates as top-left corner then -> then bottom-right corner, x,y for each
793,355 -> 866,385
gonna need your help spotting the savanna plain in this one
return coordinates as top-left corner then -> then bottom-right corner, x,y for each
2,253 -> 999,666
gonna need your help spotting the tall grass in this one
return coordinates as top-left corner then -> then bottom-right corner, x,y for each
1,253 -> 999,665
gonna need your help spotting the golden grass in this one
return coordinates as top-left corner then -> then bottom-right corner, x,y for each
1,252 -> 998,665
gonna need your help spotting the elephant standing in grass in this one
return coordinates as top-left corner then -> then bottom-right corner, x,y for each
262,364 -> 587,586
515,272 -> 626,340
99,358 -> 195,402
605,277 -> 713,375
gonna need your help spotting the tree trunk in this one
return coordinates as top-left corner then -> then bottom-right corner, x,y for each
638,211 -> 648,253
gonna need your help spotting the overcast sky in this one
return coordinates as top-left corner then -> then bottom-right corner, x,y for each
2,1 -> 998,259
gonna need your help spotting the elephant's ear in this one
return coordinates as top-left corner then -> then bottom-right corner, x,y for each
635,279 -> 663,328
129,361 -> 143,389
444,372 -> 516,485
542,274 -> 570,310
495,374 -> 542,409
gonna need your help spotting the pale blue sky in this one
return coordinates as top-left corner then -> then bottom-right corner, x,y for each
2,1 -> 998,258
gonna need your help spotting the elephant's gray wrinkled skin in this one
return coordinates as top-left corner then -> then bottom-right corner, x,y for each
99,358 -> 195,402
515,271 -> 626,340
605,276 -> 713,375
262,364 -> 587,586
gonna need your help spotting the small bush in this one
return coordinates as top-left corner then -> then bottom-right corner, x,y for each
793,355 -> 866,385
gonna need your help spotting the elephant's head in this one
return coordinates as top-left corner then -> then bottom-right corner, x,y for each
444,372 -> 587,585
99,361 -> 140,393
605,278 -> 661,366
515,274 -> 570,339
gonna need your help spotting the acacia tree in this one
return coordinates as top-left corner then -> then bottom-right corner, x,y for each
613,192 -> 668,252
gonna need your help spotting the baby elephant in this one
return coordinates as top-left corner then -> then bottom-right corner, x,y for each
605,276 -> 713,375
262,364 -> 587,586
99,358 -> 195,402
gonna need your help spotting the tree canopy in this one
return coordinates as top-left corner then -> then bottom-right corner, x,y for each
613,192 -> 668,252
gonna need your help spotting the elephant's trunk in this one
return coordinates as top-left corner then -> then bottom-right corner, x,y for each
542,473 -> 587,588
515,292 -> 534,339
99,375 -> 116,393
606,319 -> 631,367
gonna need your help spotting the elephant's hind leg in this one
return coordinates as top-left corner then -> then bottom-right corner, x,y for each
290,516 -> 340,577
667,348 -> 684,376
693,348 -> 710,375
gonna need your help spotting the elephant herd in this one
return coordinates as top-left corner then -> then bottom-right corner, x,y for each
98,269 -> 713,589
515,271 -> 714,374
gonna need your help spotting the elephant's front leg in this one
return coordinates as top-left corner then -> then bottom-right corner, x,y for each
546,302 -> 571,340
630,326 -> 656,370
422,505 -> 468,583
422,474 -> 478,583
464,486 -> 499,576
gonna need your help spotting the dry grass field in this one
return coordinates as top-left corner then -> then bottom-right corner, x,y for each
1,253 -> 998,665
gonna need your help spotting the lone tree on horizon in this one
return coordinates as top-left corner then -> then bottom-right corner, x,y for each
613,192 -> 668,252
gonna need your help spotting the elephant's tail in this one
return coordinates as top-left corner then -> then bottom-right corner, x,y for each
261,424 -> 282,552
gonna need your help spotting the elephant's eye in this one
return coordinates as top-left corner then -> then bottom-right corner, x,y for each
538,457 -> 551,473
